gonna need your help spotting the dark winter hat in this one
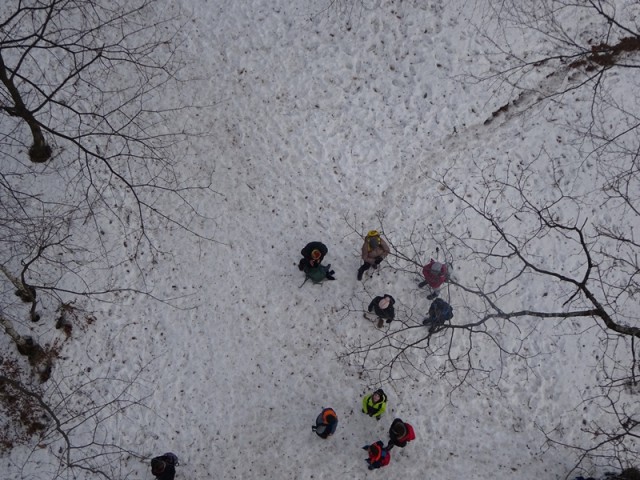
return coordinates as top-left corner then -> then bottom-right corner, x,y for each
619,468 -> 640,480
368,236 -> 380,249
151,458 -> 166,474
391,421 -> 407,438
374,388 -> 385,398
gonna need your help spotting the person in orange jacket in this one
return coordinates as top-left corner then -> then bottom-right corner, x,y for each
362,441 -> 391,470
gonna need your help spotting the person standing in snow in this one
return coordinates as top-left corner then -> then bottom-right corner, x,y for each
362,389 -> 387,420
150,452 -> 178,480
312,407 -> 338,439
365,294 -> 395,328
386,418 -> 416,450
574,468 -> 640,480
357,230 -> 390,281
418,258 -> 450,300
362,441 -> 391,470
422,298 -> 453,333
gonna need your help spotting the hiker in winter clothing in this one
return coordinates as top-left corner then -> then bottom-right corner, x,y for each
418,259 -> 449,299
362,441 -> 391,470
362,389 -> 387,420
151,453 -> 178,480
422,298 -> 453,333
575,469 -> 640,480
357,230 -> 390,280
365,294 -> 395,328
387,418 -> 416,450
299,242 -> 328,271
576,468 -> 640,480
298,242 -> 335,282
312,407 -> 338,439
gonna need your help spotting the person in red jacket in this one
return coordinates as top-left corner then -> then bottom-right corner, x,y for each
418,259 -> 449,299
363,441 -> 391,470
386,418 -> 416,450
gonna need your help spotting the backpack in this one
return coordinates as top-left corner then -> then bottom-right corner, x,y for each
366,230 -> 382,251
305,264 -> 329,283
432,298 -> 453,322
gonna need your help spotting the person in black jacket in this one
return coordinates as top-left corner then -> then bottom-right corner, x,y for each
298,242 -> 328,271
151,453 -> 178,480
298,241 -> 335,281
365,294 -> 395,328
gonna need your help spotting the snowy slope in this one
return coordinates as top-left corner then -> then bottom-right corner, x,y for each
4,1 -> 636,479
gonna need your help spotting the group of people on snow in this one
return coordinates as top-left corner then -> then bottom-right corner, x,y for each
298,230 -> 454,332
299,230 -> 448,470
313,388 -> 415,471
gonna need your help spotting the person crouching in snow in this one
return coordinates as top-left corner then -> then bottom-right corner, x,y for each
365,294 -> 395,328
362,441 -> 391,470
150,452 -> 178,480
357,230 -> 390,280
362,389 -> 387,420
418,258 -> 449,300
387,418 -> 416,450
298,241 -> 335,282
312,407 -> 338,439
298,242 -> 328,271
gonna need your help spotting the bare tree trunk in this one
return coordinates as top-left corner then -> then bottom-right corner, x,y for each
0,52 -> 51,163
0,314 -> 45,363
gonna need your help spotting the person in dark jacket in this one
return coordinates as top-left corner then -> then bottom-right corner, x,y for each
365,294 -> 395,328
312,407 -> 338,439
362,441 -> 391,470
298,242 -> 328,271
422,298 -> 453,333
357,231 -> 390,280
298,242 -> 335,280
151,453 -> 178,480
387,418 -> 416,450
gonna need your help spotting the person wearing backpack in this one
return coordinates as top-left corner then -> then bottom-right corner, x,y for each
422,298 -> 453,333
365,294 -> 395,328
312,407 -> 338,439
418,259 -> 450,299
362,441 -> 391,470
386,418 -> 416,450
362,389 -> 387,420
150,452 -> 178,480
357,230 -> 390,280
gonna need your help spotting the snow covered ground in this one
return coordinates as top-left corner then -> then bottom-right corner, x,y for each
4,0 -> 637,479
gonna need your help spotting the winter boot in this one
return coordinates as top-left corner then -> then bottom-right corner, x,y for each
357,264 -> 368,281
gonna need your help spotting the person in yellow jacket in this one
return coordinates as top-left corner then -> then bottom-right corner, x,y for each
362,389 -> 387,420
